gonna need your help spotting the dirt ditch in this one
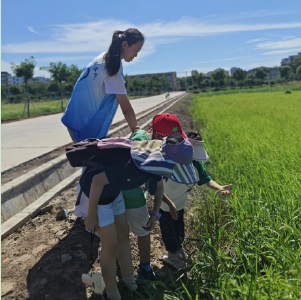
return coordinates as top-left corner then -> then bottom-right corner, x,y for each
1,95 -> 206,300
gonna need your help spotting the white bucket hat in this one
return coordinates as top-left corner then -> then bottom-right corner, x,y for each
186,131 -> 209,162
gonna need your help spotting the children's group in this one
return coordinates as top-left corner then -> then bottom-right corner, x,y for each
62,28 -> 232,300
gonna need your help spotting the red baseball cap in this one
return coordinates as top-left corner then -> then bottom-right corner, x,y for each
148,113 -> 187,138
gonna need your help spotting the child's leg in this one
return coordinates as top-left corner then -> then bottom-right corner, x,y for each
138,234 -> 150,265
112,193 -> 137,291
114,212 -> 137,290
159,209 -> 181,253
177,209 -> 185,245
96,221 -> 120,295
126,206 -> 151,265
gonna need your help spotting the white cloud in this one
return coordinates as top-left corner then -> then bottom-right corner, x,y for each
196,56 -> 250,64
255,37 -> 301,50
262,48 -> 301,55
246,38 -> 269,44
26,26 -> 42,35
2,17 -> 301,58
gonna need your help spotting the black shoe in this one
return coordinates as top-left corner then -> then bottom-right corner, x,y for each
137,267 -> 159,281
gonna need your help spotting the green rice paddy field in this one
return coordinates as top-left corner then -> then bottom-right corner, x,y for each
188,91 -> 301,299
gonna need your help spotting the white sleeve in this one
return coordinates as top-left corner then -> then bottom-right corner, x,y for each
104,70 -> 126,95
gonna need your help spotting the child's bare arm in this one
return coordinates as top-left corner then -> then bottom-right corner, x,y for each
162,193 -> 178,220
206,180 -> 233,195
143,179 -> 164,231
116,94 -> 139,132
85,172 -> 109,231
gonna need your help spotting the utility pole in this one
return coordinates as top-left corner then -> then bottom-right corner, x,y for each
185,72 -> 188,91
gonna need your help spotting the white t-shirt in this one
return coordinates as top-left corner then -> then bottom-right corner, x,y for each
103,69 -> 126,95
97,52 -> 126,96
160,179 -> 195,212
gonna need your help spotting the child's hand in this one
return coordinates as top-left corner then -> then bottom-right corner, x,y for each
169,202 -> 178,220
142,215 -> 157,232
220,184 -> 233,196
133,125 -> 140,132
85,214 -> 98,232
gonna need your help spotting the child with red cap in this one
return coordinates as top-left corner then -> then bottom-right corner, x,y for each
123,113 -> 232,274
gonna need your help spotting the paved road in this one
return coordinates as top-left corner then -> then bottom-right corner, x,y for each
1,92 -> 184,172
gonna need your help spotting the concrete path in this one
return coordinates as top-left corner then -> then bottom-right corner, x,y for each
1,92 -> 184,172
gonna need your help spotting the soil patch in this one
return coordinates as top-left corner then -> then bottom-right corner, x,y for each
1,94 -> 203,300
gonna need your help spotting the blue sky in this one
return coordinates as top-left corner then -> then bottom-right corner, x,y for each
1,0 -> 301,78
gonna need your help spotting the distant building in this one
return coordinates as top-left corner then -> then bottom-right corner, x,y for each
126,71 -> 178,91
230,67 -> 241,76
281,52 -> 301,66
28,76 -> 51,83
191,70 -> 198,76
247,67 -> 280,80
1,72 -> 42,85
1,72 -> 10,85
10,76 -> 24,85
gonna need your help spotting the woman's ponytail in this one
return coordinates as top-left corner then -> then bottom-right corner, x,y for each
104,28 -> 144,76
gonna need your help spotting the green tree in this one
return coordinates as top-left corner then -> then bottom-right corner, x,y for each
233,69 -> 247,83
65,83 -> 74,94
161,78 -> 170,92
11,56 -> 36,116
192,73 -> 204,88
68,64 -> 83,86
296,65 -> 301,79
141,81 -> 146,94
212,69 -> 226,81
229,79 -> 236,88
204,79 -> 210,87
132,77 -> 142,95
40,62 -> 70,111
176,77 -> 186,90
247,74 -> 256,87
288,57 -> 301,72
186,76 -> 193,86
150,75 -> 163,94
218,79 -> 225,88
210,79 -> 217,87
255,68 -> 269,81
28,81 -> 49,97
1,85 -> 7,99
48,82 -> 60,94
9,85 -> 22,95
280,66 -> 293,80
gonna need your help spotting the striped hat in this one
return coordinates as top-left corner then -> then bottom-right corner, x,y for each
131,133 -> 199,184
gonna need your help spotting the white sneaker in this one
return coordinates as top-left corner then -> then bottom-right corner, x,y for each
163,251 -> 187,270
85,227 -> 100,237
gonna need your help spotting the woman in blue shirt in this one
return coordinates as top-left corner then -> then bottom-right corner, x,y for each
62,28 -> 144,142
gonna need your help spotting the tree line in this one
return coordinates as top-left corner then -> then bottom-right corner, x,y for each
177,57 -> 301,92
2,57 -> 83,107
124,75 -> 171,95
